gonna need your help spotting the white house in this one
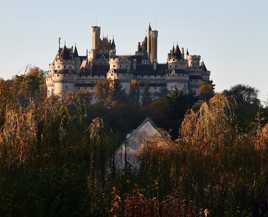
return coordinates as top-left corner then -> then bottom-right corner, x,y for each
115,118 -> 170,170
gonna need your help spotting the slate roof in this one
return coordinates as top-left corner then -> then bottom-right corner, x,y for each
73,46 -> 79,57
189,75 -> 202,79
57,46 -> 79,60
82,64 -> 109,76
200,62 -> 207,71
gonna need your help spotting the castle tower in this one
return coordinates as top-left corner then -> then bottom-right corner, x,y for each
150,30 -> 158,63
91,26 -> 100,50
89,26 -> 101,60
147,24 -> 152,60
146,24 -> 158,63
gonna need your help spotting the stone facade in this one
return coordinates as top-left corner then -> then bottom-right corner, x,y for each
46,25 -> 211,98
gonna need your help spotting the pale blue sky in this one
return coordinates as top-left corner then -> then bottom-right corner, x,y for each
0,0 -> 267,100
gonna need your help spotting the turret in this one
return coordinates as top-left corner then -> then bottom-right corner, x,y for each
109,38 -> 116,57
46,43 -> 80,97
91,26 -> 101,50
135,36 -> 148,59
167,44 -> 188,70
175,44 -> 182,60
88,26 -> 101,61
181,47 -> 185,59
168,44 -> 183,61
150,30 -> 158,63
187,55 -> 201,68
146,24 -> 158,63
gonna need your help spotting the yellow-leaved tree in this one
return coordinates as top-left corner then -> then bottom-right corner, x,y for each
180,94 -> 236,153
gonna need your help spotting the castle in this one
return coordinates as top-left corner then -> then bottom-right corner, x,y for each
46,25 -> 211,98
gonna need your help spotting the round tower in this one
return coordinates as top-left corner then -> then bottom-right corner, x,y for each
147,24 -> 152,60
150,30 -> 158,63
146,24 -> 158,63
91,26 -> 100,50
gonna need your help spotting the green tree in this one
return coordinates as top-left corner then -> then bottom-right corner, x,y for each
223,84 -> 260,132
199,80 -> 215,101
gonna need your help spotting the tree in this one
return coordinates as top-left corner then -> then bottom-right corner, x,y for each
0,106 -> 37,168
141,84 -> 152,106
223,84 -> 259,105
95,79 -> 109,102
101,80 -> 127,107
128,80 -> 140,105
223,84 -> 260,132
142,89 -> 196,137
199,80 -> 214,101
256,123 -> 268,150
180,94 -> 236,152
88,117 -> 105,143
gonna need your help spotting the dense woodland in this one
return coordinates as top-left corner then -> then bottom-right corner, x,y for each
0,68 -> 268,217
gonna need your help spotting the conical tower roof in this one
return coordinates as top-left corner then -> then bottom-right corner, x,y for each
73,45 -> 79,57
200,61 -> 207,71
111,38 -> 116,49
148,24 -> 152,32
175,44 -> 182,60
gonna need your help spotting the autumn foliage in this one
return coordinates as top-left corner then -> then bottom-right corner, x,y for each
0,71 -> 268,216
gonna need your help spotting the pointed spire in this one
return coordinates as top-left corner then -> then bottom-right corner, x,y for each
175,44 -> 182,60
137,42 -> 141,51
200,61 -> 207,71
172,45 -> 175,54
62,44 -> 67,52
60,42 -> 71,60
73,45 -> 78,57
58,37 -> 61,50
60,44 -> 66,59
186,49 -> 189,56
111,37 -> 115,49
148,23 -> 152,32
